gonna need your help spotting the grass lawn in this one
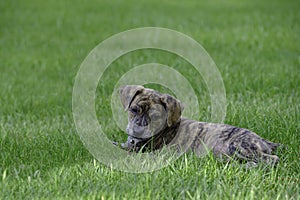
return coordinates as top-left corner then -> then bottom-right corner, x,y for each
1,0 -> 299,199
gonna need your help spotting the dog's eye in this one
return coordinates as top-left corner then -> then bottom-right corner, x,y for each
129,106 -> 140,114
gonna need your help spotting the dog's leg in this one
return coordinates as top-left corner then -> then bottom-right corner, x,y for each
227,140 -> 280,167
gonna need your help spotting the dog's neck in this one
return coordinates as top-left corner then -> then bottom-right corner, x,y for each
141,120 -> 181,151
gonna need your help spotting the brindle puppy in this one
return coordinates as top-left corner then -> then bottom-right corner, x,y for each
115,85 -> 281,166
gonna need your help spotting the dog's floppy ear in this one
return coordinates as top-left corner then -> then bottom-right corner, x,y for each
160,94 -> 183,127
119,85 -> 144,110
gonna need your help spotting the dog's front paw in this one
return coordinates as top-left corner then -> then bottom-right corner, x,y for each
112,141 -> 119,146
112,140 -> 134,151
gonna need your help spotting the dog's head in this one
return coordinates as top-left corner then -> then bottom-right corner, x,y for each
119,85 -> 183,150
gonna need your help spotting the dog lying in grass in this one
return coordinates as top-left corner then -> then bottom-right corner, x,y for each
114,85 -> 281,167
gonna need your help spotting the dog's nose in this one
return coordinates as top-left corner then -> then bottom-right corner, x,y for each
130,139 -> 135,144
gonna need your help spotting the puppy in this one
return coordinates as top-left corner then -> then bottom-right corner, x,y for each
115,85 -> 281,166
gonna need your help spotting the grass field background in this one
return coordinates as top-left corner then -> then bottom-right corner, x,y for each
1,0 -> 299,199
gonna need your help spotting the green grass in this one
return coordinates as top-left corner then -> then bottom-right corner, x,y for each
1,0 -> 299,199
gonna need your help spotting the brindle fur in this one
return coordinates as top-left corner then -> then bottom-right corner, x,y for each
116,85 -> 281,166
